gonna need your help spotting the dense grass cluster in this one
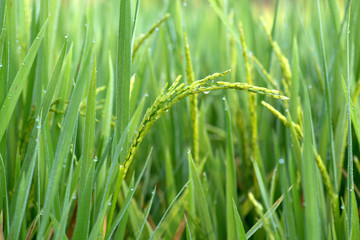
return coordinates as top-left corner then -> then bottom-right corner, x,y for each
0,0 -> 360,239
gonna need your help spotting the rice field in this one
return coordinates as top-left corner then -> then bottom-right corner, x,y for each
0,0 -> 359,239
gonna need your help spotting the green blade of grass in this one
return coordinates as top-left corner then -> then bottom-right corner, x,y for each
8,36 -> 67,240
131,0 -> 140,42
72,56 -> 97,239
149,183 -> 188,240
224,98 -> 237,240
105,149 -> 151,240
290,38 -> 299,120
346,4 -> 354,237
302,82 -> 322,239
232,200 -> 246,240
265,0 -> 280,71
38,41 -> 95,237
101,52 -> 114,143
316,0 -> 338,193
208,0 -> 240,45
350,192 -> 360,239
0,154 -> 9,237
279,157 -> 297,238
88,196 -> 111,240
40,38 -> 68,123
53,137 -> 77,240
132,13 -> 170,60
251,159 -> 282,236
0,19 -> 48,141
188,152 -> 215,240
34,0 -> 50,109
105,96 -> 146,228
165,148 -> 176,203
0,0 -> 5,29
0,20 -> 6,107
151,190 -> 186,239
135,186 -> 156,240
98,125 -> 131,214
246,189 -> 287,239
185,215 -> 193,240
115,0 -> 132,142
73,162 -> 96,239
9,119 -> 41,240
186,149 -> 196,239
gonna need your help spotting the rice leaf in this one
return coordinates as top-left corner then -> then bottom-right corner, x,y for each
72,55 -> 97,239
0,154 -> 9,237
38,39 -> 95,237
135,186 -> 156,240
232,200 -> 246,240
0,20 -> 48,141
115,0 -> 132,143
188,152 -> 215,240
246,189 -> 287,239
224,98 -> 237,240
149,182 -> 189,240
350,192 -> 360,240
105,148 -> 151,240
302,82 -> 322,239
316,0 -> 338,192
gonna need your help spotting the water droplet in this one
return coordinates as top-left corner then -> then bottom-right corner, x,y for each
183,2 -> 187,7
108,202 -> 112,205
22,62 -> 25,66
65,35 -> 68,39
130,188 -> 134,191
166,109 -> 169,112
93,39 -> 96,43
35,117 -> 40,122
0,64 -> 2,68
155,27 -> 159,31
35,139 -> 38,142
145,93 -> 149,97
36,125 -> 41,129
185,184 -> 189,188
36,36 -> 40,39
85,23 -> 88,27
203,91 -> 210,94
43,90 -> 47,94
341,205 -> 345,210
94,156 -> 98,162
222,96 -> 226,100
72,195 -> 76,200
120,147 -> 123,151
279,158 -> 285,164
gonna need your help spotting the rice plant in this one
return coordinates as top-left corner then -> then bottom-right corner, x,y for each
0,0 -> 359,239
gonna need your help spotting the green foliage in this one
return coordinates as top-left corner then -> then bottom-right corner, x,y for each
0,0 -> 359,239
